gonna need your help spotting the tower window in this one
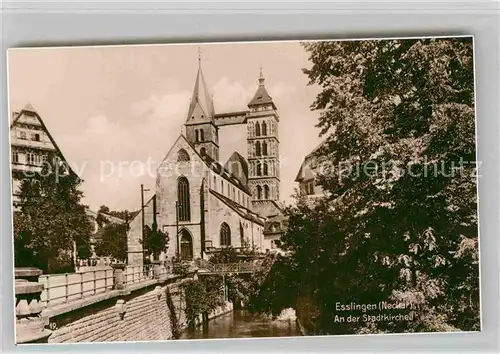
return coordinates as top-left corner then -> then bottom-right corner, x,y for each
262,141 -> 268,156
221,180 -> 224,194
200,147 -> 206,156
213,176 -> 216,189
32,133 -> 40,141
257,163 -> 262,176
220,222 -> 231,247
264,185 -> 270,199
255,122 -> 261,136
262,121 -> 267,136
195,130 -> 199,142
177,176 -> 191,221
263,162 -> 268,176
177,149 -> 190,162
256,185 -> 262,200
255,141 -> 261,156
200,129 -> 205,141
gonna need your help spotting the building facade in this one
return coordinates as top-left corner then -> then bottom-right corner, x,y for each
10,104 -> 112,265
295,142 -> 327,198
10,104 -> 73,207
127,61 -> 284,264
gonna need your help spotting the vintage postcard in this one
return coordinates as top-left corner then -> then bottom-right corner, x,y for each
8,37 -> 480,344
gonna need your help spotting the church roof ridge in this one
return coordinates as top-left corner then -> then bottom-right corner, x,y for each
223,151 -> 249,188
179,134 -> 251,194
209,189 -> 265,226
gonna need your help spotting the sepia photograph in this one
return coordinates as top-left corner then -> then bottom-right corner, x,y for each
8,37 -> 480,344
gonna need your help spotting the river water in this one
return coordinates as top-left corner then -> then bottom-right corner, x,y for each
180,310 -> 300,339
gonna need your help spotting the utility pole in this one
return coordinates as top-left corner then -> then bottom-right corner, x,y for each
175,201 -> 180,259
140,184 -> 150,262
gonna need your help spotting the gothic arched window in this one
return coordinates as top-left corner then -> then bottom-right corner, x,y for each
257,163 -> 262,176
256,185 -> 262,200
195,130 -> 199,142
264,185 -> 270,199
220,222 -> 231,247
255,122 -> 261,136
262,121 -> 267,136
177,149 -> 190,162
200,129 -> 205,141
177,176 -> 191,221
255,141 -> 261,156
263,162 -> 268,175
262,142 -> 268,156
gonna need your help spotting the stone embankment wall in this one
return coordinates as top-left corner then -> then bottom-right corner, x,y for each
16,266 -> 234,344
48,282 -> 186,343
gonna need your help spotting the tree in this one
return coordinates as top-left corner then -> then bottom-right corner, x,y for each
142,224 -> 169,261
208,246 -> 239,264
255,38 -> 478,334
13,160 -> 93,274
94,222 -> 129,262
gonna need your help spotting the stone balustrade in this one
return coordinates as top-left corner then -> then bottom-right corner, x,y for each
15,268 -> 52,344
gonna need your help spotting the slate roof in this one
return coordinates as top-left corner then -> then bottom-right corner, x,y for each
224,151 -> 249,187
182,136 -> 251,195
248,71 -> 276,108
187,64 -> 215,120
294,140 -> 328,182
210,189 -> 265,226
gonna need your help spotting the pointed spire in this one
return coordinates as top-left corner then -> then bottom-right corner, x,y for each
248,66 -> 275,108
259,65 -> 265,85
186,49 -> 215,121
23,102 -> 36,112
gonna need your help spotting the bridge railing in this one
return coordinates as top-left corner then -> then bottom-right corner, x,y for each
195,259 -> 260,274
124,264 -> 155,285
39,267 -> 114,308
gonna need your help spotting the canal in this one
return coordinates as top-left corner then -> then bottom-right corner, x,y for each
180,309 -> 300,339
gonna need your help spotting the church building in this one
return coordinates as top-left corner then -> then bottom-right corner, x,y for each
127,59 -> 284,264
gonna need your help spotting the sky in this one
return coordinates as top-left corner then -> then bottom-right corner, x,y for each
8,41 -> 323,212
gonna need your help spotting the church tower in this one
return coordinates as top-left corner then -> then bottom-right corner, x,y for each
247,69 -> 281,216
184,55 -> 219,161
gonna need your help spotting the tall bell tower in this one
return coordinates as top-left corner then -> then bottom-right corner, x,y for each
246,69 -> 281,216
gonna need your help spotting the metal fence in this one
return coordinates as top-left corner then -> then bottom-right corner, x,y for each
39,267 -> 114,308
